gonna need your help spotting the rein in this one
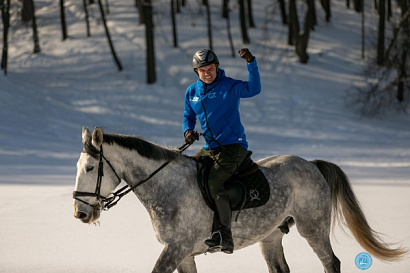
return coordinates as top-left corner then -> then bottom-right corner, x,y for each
73,141 -> 192,211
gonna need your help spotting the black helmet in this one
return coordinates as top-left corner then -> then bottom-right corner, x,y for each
192,49 -> 219,69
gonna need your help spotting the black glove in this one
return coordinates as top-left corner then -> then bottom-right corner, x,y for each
238,48 -> 254,63
184,130 -> 199,144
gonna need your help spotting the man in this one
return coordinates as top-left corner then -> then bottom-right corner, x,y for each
182,48 -> 261,254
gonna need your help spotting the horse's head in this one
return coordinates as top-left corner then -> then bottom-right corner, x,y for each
73,127 -> 121,224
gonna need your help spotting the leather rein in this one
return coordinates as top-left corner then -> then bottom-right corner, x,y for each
72,142 -> 192,211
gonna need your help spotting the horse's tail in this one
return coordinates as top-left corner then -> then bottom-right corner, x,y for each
311,159 -> 408,262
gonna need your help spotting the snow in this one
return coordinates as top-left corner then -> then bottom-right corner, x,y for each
0,0 -> 409,272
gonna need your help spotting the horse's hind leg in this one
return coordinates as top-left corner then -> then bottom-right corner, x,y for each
177,255 -> 197,273
296,220 -> 341,273
259,229 -> 290,273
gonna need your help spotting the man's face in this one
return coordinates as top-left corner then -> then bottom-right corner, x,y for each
195,64 -> 218,84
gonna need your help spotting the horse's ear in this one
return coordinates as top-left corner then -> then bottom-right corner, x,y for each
91,127 -> 103,148
82,126 -> 91,144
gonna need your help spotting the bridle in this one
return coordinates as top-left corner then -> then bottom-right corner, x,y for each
73,141 -> 192,211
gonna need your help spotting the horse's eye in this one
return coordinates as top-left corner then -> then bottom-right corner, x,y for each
86,166 -> 94,172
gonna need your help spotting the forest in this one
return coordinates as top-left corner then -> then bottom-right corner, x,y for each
1,0 -> 409,114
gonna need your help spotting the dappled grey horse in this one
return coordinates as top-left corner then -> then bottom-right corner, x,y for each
73,127 -> 406,273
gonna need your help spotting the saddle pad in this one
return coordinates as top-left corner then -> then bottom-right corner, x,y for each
197,156 -> 270,212
231,168 -> 270,211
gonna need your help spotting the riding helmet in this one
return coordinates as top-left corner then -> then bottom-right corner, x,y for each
192,49 -> 219,69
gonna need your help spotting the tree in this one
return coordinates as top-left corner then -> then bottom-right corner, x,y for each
171,0 -> 178,47
225,0 -> 235,57
238,0 -> 250,44
288,0 -> 299,46
377,0 -> 385,65
278,0 -> 288,25
320,0 -> 331,22
144,0 -> 156,83
97,0 -> 123,71
296,0 -> 314,63
30,0 -> 40,53
1,0 -> 10,75
83,0 -> 91,37
352,5 -> 410,114
353,0 -> 363,12
60,0 -> 68,40
22,0 -> 33,22
246,0 -> 255,28
136,0 -> 144,24
204,0 -> 213,50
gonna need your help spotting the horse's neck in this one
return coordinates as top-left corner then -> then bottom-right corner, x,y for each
113,146 -> 197,208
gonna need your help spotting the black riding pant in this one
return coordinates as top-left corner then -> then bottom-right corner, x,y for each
195,144 -> 247,199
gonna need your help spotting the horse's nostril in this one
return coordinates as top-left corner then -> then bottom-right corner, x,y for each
77,212 -> 88,219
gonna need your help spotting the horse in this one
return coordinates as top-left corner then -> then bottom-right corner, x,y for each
73,127 -> 406,273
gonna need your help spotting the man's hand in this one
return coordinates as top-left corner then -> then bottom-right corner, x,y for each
238,48 -> 254,63
184,130 -> 199,144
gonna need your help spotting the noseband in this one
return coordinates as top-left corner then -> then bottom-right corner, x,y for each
73,142 -> 192,211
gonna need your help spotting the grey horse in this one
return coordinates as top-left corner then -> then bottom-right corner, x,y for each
73,127 -> 406,273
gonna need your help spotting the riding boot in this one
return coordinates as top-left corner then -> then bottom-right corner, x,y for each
205,193 -> 234,254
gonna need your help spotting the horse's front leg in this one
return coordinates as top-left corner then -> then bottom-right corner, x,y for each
152,243 -> 194,273
177,255 -> 197,273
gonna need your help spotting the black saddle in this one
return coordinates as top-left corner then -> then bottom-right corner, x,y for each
197,151 -> 270,219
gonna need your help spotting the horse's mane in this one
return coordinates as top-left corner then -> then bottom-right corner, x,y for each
83,133 -> 181,161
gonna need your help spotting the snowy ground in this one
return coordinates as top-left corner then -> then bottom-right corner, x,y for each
0,0 -> 409,272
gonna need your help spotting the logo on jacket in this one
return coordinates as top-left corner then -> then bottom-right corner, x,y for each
190,96 -> 199,102
207,92 -> 216,99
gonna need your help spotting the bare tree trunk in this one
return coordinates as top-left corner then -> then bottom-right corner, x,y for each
1,0 -> 10,75
361,0 -> 365,59
238,0 -> 250,44
137,0 -> 144,24
83,0 -> 91,37
176,0 -> 181,13
222,0 -> 229,18
31,0 -> 40,53
225,0 -> 235,57
385,6 -> 410,59
278,0 -> 287,25
288,0 -> 299,46
246,0 -> 255,28
377,0 -> 385,65
354,0 -> 363,12
204,0 -> 213,50
171,0 -> 178,47
308,0 -> 317,29
144,0 -> 156,83
97,0 -> 123,71
396,1 -> 409,102
320,0 -> 331,22
397,49 -> 407,102
296,2 -> 313,63
60,0 -> 68,40
22,0 -> 33,22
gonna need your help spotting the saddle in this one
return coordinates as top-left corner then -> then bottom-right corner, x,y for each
197,151 -> 270,220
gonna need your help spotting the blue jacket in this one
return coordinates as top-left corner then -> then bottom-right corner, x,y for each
182,59 -> 261,150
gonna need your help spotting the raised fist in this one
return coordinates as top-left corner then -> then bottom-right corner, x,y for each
238,48 -> 254,63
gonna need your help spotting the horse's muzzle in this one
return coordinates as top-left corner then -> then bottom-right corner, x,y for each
73,202 -> 101,224
75,211 -> 88,221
